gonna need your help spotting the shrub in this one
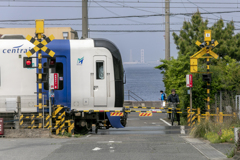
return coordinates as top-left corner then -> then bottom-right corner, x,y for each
190,120 -> 212,138
220,129 -> 234,143
205,132 -> 221,143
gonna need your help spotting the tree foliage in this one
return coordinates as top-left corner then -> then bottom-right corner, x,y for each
156,12 -> 240,110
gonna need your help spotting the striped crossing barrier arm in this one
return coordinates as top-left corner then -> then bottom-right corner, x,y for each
125,106 -> 164,109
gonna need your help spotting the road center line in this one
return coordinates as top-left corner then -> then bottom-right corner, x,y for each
160,118 -> 171,126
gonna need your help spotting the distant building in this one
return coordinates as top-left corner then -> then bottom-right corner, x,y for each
0,27 -> 78,39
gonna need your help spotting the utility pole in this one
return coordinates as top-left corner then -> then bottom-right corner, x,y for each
165,0 -> 170,60
82,0 -> 88,39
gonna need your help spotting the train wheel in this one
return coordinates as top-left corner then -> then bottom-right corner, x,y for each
75,126 -> 89,135
95,123 -> 99,134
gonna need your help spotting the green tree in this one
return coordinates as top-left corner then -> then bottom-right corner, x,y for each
156,11 -> 240,111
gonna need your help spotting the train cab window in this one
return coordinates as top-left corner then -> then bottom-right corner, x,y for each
43,62 -> 64,90
96,61 -> 104,80
113,58 -> 121,80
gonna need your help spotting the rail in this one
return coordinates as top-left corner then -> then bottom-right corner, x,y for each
125,90 -> 144,101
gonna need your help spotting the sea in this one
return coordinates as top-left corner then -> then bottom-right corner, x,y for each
123,64 -> 165,101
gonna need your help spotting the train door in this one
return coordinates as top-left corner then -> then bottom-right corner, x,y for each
93,56 -> 107,107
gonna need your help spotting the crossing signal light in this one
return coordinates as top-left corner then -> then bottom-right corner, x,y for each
48,57 -> 56,68
202,74 -> 211,82
23,57 -> 33,68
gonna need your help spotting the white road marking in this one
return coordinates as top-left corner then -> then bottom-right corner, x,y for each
92,147 -> 101,151
160,118 -> 171,126
152,122 -> 156,125
110,147 -> 114,149
97,141 -> 122,144
86,135 -> 91,138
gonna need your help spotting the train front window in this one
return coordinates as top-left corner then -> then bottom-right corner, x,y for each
96,61 -> 104,80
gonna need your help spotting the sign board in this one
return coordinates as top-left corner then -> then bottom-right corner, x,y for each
186,74 -> 193,87
0,118 -> 3,135
50,73 -> 59,90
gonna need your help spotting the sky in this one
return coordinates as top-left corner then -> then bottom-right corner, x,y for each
0,0 -> 240,62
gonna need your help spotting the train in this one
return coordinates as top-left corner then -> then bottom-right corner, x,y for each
0,35 -> 127,134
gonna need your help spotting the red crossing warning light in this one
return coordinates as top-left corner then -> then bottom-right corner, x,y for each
23,57 -> 33,68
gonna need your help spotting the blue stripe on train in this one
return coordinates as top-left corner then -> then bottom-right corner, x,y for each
37,40 -> 71,111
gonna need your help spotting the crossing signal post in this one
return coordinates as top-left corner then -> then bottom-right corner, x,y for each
190,30 -> 219,119
24,19 -> 55,130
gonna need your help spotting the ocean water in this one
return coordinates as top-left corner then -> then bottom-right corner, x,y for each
123,64 -> 165,101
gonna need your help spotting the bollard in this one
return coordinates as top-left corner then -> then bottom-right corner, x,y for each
191,112 -> 196,126
234,128 -> 240,144
233,112 -> 237,119
219,112 -> 223,123
216,107 -> 219,123
187,107 -> 191,126
31,114 -> 35,129
17,96 -> 21,129
197,108 -> 201,123
180,126 -> 185,134
19,114 -> 23,129
206,112 -> 210,121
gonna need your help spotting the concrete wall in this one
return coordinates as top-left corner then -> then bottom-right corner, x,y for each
0,27 -> 78,39
125,101 -> 162,107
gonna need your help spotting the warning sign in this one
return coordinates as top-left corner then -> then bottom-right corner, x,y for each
50,73 -> 59,90
0,118 -> 4,135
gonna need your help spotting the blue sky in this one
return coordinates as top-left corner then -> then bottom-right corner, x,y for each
0,0 -> 240,62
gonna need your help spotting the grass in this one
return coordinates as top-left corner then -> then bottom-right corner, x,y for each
74,134 -> 82,138
58,131 -> 83,138
180,117 -> 187,126
190,118 -> 238,140
227,147 -> 236,158
189,118 -> 239,158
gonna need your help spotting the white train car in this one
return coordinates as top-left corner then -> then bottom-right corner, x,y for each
0,36 -> 126,133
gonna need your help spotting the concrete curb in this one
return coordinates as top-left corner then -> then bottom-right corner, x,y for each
3,129 -> 50,138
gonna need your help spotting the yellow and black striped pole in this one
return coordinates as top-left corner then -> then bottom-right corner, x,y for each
206,49 -> 210,121
205,43 -> 211,121
36,21 -> 44,128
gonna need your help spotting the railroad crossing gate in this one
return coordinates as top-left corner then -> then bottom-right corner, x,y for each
190,30 -> 219,73
190,30 -> 220,118
139,113 -> 152,117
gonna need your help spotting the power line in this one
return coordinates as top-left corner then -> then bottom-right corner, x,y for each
0,10 -> 239,22
97,0 -> 158,14
0,22 -> 183,25
77,29 -> 182,32
93,0 -> 145,24
186,0 -> 240,28
0,0 -> 239,4
0,5 -> 239,8
76,29 -> 240,32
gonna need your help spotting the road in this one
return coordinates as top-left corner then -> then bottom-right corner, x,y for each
0,112 -> 222,160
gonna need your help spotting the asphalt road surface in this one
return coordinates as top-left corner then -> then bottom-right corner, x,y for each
0,113 -> 210,160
